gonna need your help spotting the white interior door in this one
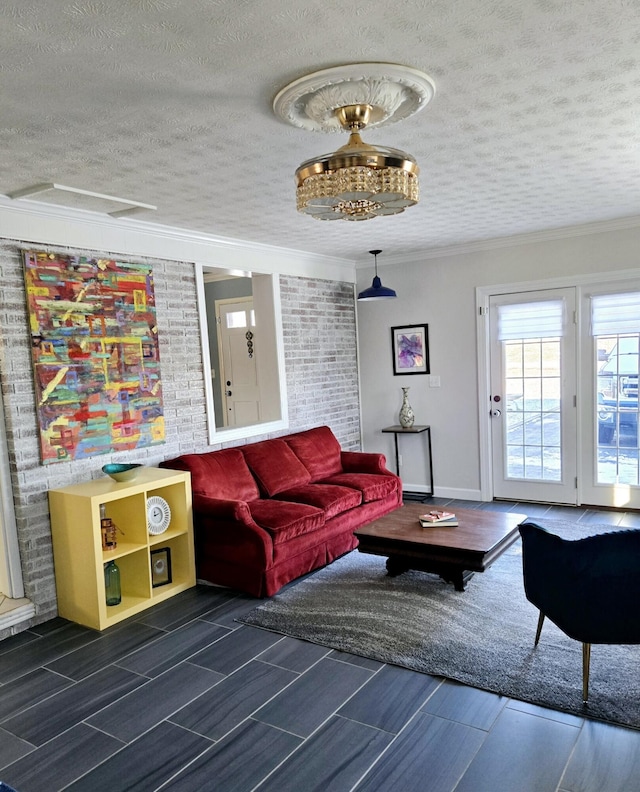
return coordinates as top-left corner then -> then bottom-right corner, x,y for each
489,288 -> 577,503
216,298 -> 261,428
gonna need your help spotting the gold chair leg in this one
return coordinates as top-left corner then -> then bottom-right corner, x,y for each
534,611 -> 545,646
582,643 -> 591,702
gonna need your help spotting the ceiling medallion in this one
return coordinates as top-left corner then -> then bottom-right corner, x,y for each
273,63 -> 435,221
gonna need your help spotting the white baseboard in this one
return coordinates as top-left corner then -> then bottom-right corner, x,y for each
0,600 -> 35,632
402,483 -> 485,502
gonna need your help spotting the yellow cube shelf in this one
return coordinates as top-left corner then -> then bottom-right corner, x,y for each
48,467 -> 196,631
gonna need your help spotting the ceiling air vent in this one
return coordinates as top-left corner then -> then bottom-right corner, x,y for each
7,183 -> 156,218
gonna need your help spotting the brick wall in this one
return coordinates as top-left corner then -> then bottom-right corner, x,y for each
0,239 -> 360,635
280,275 -> 360,448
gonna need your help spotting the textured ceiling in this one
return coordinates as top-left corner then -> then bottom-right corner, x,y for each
2,0 -> 640,263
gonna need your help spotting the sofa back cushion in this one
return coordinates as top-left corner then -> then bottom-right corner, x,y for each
161,449 -> 260,502
286,426 -> 343,481
242,438 -> 311,497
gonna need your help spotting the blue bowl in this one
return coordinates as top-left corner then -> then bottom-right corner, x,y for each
102,463 -> 143,482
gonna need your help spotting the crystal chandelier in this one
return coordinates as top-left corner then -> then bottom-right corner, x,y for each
273,63 -> 435,223
295,104 -> 419,221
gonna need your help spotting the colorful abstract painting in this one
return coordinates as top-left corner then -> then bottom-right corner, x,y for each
23,251 -> 165,464
391,324 -> 430,375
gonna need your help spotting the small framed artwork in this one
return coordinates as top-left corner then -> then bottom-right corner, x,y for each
391,324 -> 430,375
150,547 -> 172,587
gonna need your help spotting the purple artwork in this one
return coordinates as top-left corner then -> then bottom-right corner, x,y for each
391,324 -> 429,375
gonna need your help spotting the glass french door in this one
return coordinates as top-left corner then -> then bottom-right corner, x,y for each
489,289 -> 577,503
581,289 -> 640,509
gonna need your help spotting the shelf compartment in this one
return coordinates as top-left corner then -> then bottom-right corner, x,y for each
146,482 -> 190,536
149,534 -> 195,602
98,493 -> 147,547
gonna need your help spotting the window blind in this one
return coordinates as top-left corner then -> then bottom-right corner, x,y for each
497,300 -> 564,341
591,292 -> 640,336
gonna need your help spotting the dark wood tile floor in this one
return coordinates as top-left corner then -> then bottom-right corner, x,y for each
1,500 -> 639,791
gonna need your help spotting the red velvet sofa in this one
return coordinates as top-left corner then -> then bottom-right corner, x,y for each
160,425 -> 401,597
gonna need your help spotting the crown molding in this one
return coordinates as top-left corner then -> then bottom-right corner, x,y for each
5,193 -> 639,277
0,195 -> 356,282
355,214 -> 640,268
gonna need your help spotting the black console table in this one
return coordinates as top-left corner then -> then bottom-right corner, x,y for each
381,424 -> 433,500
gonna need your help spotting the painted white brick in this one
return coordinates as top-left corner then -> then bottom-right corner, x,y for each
0,240 -> 360,628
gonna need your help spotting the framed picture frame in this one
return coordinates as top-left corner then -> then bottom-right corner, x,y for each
391,324 -> 430,375
150,547 -> 172,587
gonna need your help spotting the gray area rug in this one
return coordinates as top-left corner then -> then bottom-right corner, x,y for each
240,518 -> 640,729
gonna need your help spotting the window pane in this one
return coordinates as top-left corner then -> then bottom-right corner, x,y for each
542,377 -> 561,409
524,418 -> 541,445
542,413 -> 560,447
504,342 -> 523,378
596,332 -> 640,485
506,445 -> 524,478
506,411 -> 524,444
523,342 -> 542,378
524,447 -> 543,479
541,340 -> 561,376
226,310 -> 247,329
503,335 -> 561,482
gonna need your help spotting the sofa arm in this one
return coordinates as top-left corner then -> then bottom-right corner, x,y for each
341,450 -> 393,475
193,493 -> 254,522
191,494 -> 272,565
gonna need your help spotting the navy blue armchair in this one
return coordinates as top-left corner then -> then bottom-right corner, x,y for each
519,520 -> 640,701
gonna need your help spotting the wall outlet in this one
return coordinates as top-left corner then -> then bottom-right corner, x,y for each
429,375 -> 441,388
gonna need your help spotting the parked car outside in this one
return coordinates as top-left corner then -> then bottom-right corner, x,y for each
597,337 -> 639,444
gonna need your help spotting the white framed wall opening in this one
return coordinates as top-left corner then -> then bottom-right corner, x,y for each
195,263 -> 288,445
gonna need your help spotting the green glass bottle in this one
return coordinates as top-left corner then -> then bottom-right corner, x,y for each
104,560 -> 121,606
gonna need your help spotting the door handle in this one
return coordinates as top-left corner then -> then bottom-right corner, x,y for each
491,408 -> 501,417
226,390 -> 232,396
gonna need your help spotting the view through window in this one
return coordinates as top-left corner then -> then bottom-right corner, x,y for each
596,333 -> 640,485
504,337 -> 562,481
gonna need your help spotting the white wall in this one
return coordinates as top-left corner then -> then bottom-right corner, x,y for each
357,225 -> 640,500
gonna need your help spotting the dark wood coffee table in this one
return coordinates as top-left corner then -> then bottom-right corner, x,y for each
355,504 -> 526,591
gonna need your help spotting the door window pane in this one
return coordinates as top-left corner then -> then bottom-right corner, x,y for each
504,338 -> 561,481
596,333 -> 640,485
225,310 -> 247,329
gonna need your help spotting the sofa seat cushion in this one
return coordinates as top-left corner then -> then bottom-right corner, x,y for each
320,472 -> 398,503
285,426 -> 343,480
248,499 -> 324,544
274,483 -> 362,520
243,439 -> 311,497
162,449 -> 260,501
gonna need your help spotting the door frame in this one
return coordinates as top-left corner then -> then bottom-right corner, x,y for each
476,268 -> 640,503
195,265 -> 288,445
487,287 -> 577,504
0,388 -> 27,600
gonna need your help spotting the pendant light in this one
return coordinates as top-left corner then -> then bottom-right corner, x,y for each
357,249 -> 397,301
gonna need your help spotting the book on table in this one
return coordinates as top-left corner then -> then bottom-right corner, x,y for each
419,510 -> 458,527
